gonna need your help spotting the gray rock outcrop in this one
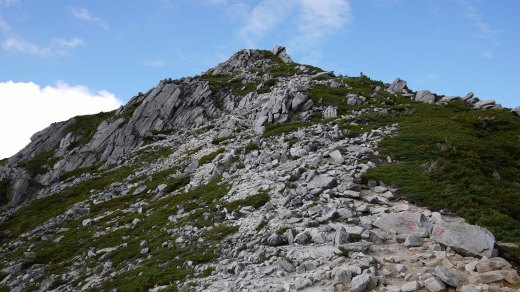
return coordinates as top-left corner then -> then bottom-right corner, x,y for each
415,90 -> 435,103
271,45 -> 293,64
386,78 -> 407,93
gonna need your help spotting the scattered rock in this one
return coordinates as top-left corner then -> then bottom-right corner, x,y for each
404,232 -> 424,247
350,272 -> 371,292
401,280 -> 420,292
328,150 -> 344,164
423,276 -> 447,292
435,266 -> 467,288
267,233 -> 287,246
333,227 -> 349,246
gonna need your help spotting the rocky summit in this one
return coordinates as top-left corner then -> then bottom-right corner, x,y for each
1,46 -> 520,291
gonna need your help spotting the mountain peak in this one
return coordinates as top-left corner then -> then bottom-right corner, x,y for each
208,45 -> 294,76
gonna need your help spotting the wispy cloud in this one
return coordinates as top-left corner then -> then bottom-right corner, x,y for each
456,0 -> 500,39
236,0 -> 351,50
1,0 -> 19,7
205,0 -> 229,5
454,0 -> 500,60
0,15 -> 9,33
71,7 -> 109,30
413,73 -> 439,85
144,59 -> 166,68
2,37 -> 84,57
481,50 -> 494,59
295,0 -> 351,45
238,0 -> 294,47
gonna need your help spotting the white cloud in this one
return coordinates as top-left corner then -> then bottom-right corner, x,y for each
0,81 -> 123,159
236,0 -> 351,49
481,50 -> 494,59
1,0 -> 19,7
144,59 -> 166,68
2,37 -> 84,57
205,0 -> 229,5
0,16 -> 9,33
296,0 -> 351,43
238,0 -> 295,47
413,73 -> 439,85
71,7 -> 109,30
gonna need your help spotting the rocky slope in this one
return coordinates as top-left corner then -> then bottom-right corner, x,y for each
0,46 -> 520,291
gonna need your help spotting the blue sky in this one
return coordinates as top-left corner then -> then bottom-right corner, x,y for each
0,0 -> 519,158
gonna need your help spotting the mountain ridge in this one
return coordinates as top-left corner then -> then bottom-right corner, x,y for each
1,46 -> 520,291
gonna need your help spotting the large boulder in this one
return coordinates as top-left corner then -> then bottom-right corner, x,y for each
435,266 -> 467,288
415,90 -> 435,103
386,78 -> 407,93
430,221 -> 497,258
473,99 -> 496,109
307,174 -> 336,190
373,212 -> 432,235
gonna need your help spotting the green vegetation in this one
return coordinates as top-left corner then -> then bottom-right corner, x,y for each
225,190 -> 270,212
136,146 -> 175,165
263,121 -> 312,138
150,128 -> 177,136
200,74 -> 257,98
195,125 -> 215,135
307,76 -> 386,115
2,174 -> 237,291
59,163 -> 102,181
362,100 -> 520,248
131,167 -> 190,193
64,111 -> 115,149
211,135 -> 234,145
261,50 -> 323,78
0,179 -> 11,206
119,99 -> 143,119
256,219 -> 267,231
244,142 -> 260,153
198,148 -> 225,165
101,179 -> 237,290
0,158 -> 7,166
24,148 -> 59,177
0,165 -> 135,240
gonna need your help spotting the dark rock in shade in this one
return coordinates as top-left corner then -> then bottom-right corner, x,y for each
267,233 -> 288,246
434,266 -> 467,287
404,232 -> 424,247
512,106 -> 520,117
